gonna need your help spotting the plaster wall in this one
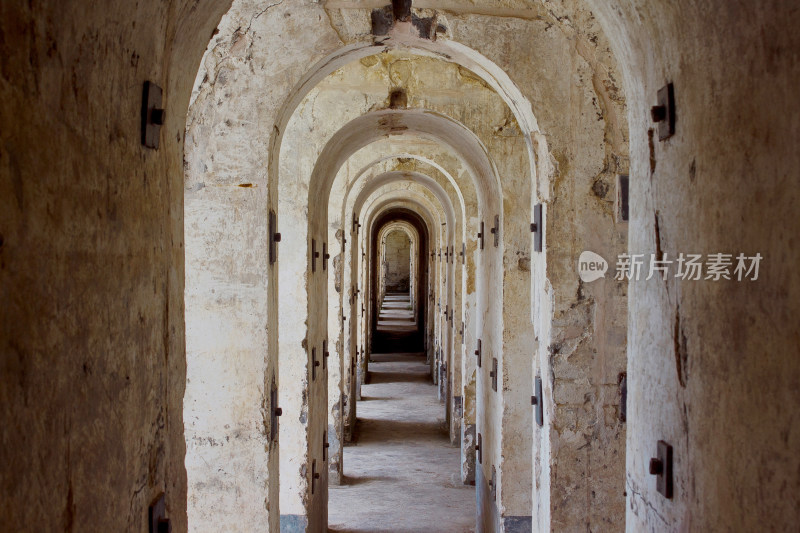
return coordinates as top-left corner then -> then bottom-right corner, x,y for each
585,1 -> 800,530
19,3 -> 797,533
0,1 -> 232,530
383,230 -> 412,292
188,3 -> 630,530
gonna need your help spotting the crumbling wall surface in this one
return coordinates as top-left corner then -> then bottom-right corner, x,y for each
384,230 -> 412,292
0,1 -> 232,531
586,0 -> 800,530
419,4 -> 630,531
185,2 -> 346,529
474,2 -> 632,531
183,0 -> 282,528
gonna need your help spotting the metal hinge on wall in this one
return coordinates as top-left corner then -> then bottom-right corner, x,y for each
148,493 -> 171,533
311,239 -> 319,272
531,203 -> 543,252
311,459 -> 321,494
141,81 -> 164,150
531,375 -> 543,426
650,440 -> 673,498
311,347 -> 320,380
651,83 -> 676,141
270,376 -> 281,442
269,210 -> 281,264
490,215 -> 499,247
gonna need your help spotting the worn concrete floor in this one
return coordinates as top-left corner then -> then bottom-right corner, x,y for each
329,296 -> 475,532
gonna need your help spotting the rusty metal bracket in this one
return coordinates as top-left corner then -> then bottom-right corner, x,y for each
393,0 -> 412,20
476,432 -> 482,464
149,493 -> 171,533
141,81 -> 164,149
323,431 -> 330,462
312,239 -> 321,273
477,221 -> 485,250
311,459 -> 321,494
651,83 -> 676,141
323,340 -> 329,370
323,242 -> 330,271
311,347 -> 320,380
269,210 -> 281,264
490,358 -> 498,392
532,375 -> 543,427
270,376 -> 281,442
618,175 -> 630,222
475,339 -> 482,368
490,215 -> 499,247
650,440 -> 673,499
531,203 -> 543,252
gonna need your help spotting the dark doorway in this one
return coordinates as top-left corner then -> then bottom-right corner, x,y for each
369,209 -> 428,354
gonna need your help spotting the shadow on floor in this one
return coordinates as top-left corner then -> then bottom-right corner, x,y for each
329,350 -> 475,533
367,369 -> 429,384
370,328 -> 424,354
371,293 -> 424,354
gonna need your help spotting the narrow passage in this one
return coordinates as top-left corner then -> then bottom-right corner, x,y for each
371,292 -> 423,354
329,294 -> 474,532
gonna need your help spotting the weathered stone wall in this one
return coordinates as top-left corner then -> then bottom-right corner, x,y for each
383,230 -> 412,292
585,1 -> 800,530
5,1 -> 797,533
0,1 -> 232,531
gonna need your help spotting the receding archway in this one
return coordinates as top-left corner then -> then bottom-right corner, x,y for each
369,209 -> 430,356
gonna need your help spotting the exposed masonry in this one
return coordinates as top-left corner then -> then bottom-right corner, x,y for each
3,1 -> 798,532
382,229 -> 412,292
186,1 -> 628,530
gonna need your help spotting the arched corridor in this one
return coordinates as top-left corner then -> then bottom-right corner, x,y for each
2,1 -> 800,532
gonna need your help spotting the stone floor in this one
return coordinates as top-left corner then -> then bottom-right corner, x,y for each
328,297 -> 475,532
